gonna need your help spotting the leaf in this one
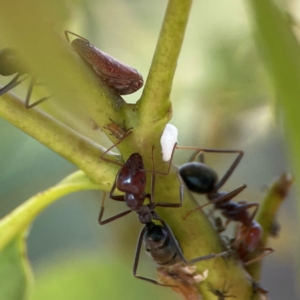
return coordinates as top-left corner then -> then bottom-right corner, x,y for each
32,253 -> 177,300
0,235 -> 32,300
0,171 -> 102,300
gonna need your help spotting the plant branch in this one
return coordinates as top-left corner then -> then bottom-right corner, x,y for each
0,92 -> 119,185
139,0 -> 193,126
246,173 -> 293,279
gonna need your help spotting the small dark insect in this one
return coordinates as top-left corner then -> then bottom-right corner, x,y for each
207,282 -> 236,300
103,118 -> 133,139
0,47 -> 49,108
65,30 -> 144,95
269,219 -> 281,237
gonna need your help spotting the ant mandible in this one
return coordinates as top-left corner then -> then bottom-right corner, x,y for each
65,30 -> 144,95
0,48 -> 49,108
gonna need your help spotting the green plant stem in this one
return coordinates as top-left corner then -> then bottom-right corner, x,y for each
0,92 -> 119,185
246,173 -> 293,279
139,0 -> 192,126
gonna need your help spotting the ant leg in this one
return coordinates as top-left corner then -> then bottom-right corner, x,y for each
98,208 -> 132,225
247,203 -> 259,224
153,214 -> 228,264
98,183 -> 131,224
132,226 -> 175,286
150,146 -> 156,204
154,170 -> 184,208
99,131 -> 133,167
149,145 -> 179,206
24,77 -> 50,109
0,73 -> 23,95
65,30 -> 89,43
120,118 -> 133,133
183,185 -> 247,220
243,248 -> 274,266
213,150 -> 243,191
144,142 -> 178,176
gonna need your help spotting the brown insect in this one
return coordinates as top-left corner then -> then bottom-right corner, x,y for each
103,118 -> 133,139
65,30 -> 144,95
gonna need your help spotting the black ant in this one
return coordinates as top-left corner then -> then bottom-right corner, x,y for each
99,146 -> 228,285
207,282 -> 236,299
168,146 -> 273,265
134,220 -> 227,285
175,146 -> 246,218
65,30 -> 143,95
0,47 -> 49,108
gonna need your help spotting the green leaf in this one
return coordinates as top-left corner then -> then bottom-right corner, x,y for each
32,253 -> 177,300
0,235 -> 32,300
0,171 -> 102,300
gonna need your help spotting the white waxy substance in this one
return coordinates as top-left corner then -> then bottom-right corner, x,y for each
160,124 -> 178,161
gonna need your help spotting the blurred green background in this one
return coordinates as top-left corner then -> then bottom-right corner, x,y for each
0,0 -> 298,299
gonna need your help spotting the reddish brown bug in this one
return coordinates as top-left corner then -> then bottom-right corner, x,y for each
65,30 -> 144,95
103,118 -> 133,139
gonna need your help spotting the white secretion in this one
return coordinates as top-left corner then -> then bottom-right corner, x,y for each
160,123 -> 178,161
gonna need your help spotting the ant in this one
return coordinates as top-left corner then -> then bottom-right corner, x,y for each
207,282 -> 236,299
175,146 -> 246,219
65,30 -> 144,95
99,146 -> 228,285
162,145 -> 273,265
0,47 -> 49,108
134,220 -> 227,285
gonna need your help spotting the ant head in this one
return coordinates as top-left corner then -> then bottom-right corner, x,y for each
116,153 -> 146,194
179,162 -> 218,194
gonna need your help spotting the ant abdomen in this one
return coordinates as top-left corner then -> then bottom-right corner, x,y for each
179,162 -> 218,194
144,223 -> 178,266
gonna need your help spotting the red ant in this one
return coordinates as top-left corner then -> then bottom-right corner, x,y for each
0,48 -> 49,108
204,196 -> 273,265
99,145 -> 228,285
65,30 -> 144,95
